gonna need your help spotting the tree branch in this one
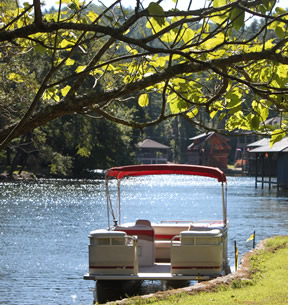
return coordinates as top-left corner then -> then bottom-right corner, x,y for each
0,46 -> 286,147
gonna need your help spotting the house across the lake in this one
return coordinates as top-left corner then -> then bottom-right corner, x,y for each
137,139 -> 170,164
187,132 -> 231,170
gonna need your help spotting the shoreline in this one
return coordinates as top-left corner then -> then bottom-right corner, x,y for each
106,239 -> 267,305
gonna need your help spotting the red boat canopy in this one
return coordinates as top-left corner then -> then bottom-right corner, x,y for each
106,164 -> 226,182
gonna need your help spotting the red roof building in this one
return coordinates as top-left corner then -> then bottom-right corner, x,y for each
187,132 -> 231,169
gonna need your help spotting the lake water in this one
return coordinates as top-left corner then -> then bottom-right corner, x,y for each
1,176 -> 288,304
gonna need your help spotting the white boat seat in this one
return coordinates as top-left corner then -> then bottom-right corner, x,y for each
181,229 -> 222,237
170,229 -> 224,276
180,229 -> 222,245
89,230 -> 127,245
88,230 -> 138,275
89,229 -> 126,238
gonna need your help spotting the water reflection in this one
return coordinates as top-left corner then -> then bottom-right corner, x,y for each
0,176 -> 288,304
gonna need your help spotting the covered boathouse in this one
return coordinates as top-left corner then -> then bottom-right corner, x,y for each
248,137 -> 288,190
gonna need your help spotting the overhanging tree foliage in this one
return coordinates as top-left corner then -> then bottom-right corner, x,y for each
1,0 -> 288,152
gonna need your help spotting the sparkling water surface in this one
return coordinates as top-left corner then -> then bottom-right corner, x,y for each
1,176 -> 288,304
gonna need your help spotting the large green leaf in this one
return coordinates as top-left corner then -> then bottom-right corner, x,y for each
250,115 -> 260,130
252,100 -> 269,122
147,2 -> 165,28
262,0 -> 276,11
230,7 -> 245,31
202,32 -> 225,49
61,85 -> 71,97
213,0 -> 226,8
210,10 -> 229,25
138,93 -> 149,107
182,28 -> 195,44
271,129 -> 286,146
65,58 -> 75,66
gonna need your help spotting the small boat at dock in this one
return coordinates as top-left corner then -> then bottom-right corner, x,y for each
84,164 -> 230,302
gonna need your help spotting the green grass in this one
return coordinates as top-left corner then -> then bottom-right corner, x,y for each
118,236 -> 288,305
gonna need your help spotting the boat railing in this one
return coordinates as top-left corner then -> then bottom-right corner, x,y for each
195,220 -> 224,224
160,220 -> 194,224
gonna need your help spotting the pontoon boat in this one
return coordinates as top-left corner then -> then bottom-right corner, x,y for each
84,164 -> 230,301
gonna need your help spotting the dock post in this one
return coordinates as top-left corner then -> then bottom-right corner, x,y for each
268,154 -> 272,190
261,154 -> 264,189
255,153 -> 259,189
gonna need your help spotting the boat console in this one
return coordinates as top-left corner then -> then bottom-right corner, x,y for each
114,220 -> 155,266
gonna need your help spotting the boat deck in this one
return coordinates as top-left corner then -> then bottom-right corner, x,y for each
84,263 -> 215,281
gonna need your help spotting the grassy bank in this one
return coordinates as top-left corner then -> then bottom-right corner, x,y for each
112,236 -> 288,305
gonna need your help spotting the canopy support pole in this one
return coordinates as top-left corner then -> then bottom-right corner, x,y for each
117,179 -> 121,225
222,182 -> 227,227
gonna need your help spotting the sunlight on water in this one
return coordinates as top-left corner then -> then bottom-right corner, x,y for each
1,176 -> 288,304
107,175 -> 223,222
